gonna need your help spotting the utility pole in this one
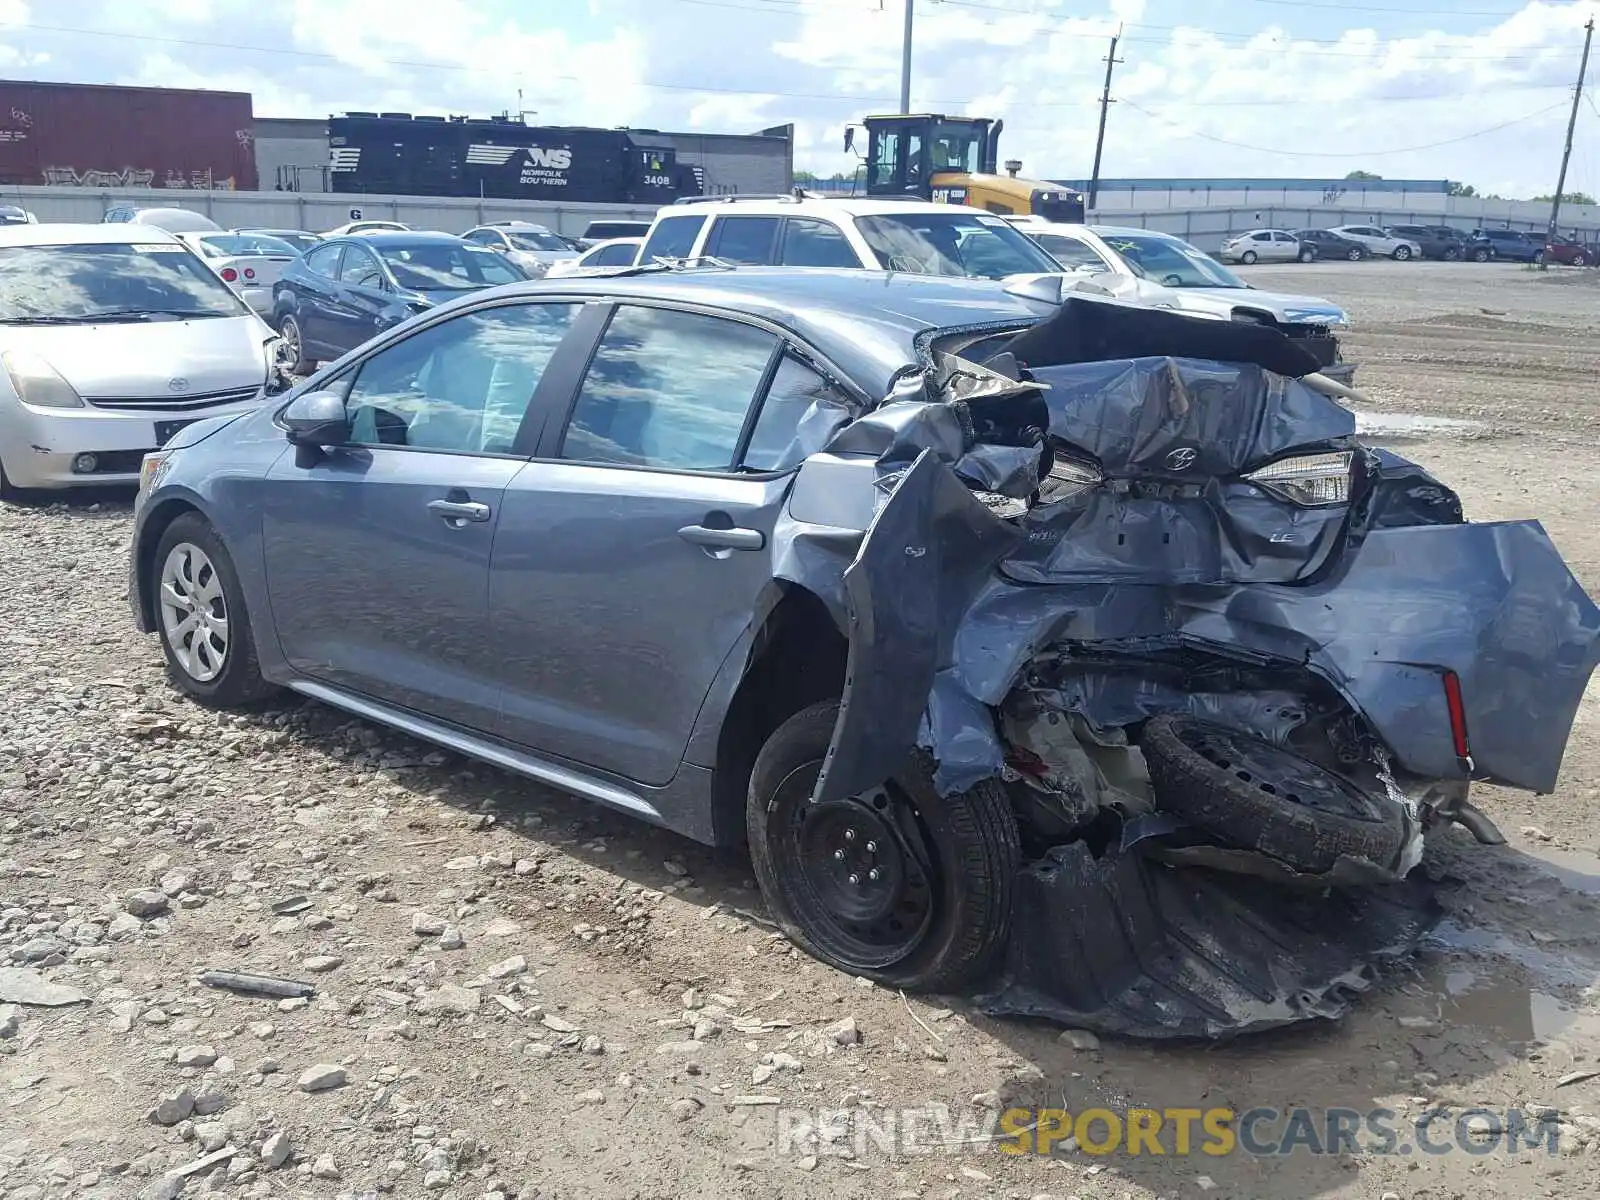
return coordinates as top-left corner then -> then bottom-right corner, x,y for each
899,0 -> 914,114
1544,16 -> 1593,271
1088,30 -> 1123,213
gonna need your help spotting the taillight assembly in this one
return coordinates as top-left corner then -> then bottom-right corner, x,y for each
220,267 -> 238,282
1242,451 -> 1353,507
243,267 -> 256,280
1442,670 -> 1473,770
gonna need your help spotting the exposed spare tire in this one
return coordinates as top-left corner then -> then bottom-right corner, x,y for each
1141,715 -> 1408,874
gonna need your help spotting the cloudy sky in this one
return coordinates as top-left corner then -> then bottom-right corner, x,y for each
1,0 -> 1597,196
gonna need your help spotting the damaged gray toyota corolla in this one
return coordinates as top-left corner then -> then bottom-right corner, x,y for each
129,269 -> 1600,1040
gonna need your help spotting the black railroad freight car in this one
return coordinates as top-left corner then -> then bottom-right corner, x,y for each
327,113 -> 702,203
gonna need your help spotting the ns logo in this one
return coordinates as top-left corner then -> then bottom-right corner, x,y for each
526,147 -> 573,169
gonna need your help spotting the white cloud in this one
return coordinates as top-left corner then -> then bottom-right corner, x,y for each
0,0 -> 1595,195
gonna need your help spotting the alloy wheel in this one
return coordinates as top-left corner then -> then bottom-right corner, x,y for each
158,542 -> 230,682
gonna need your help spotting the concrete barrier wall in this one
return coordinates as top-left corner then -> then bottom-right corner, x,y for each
1093,206 -> 1558,252
1,185 -> 660,236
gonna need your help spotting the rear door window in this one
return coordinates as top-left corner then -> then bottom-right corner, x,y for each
592,242 -> 638,266
303,243 -> 343,277
337,245 -> 386,289
705,216 -> 782,264
638,214 -> 706,263
560,305 -> 778,471
779,218 -> 860,268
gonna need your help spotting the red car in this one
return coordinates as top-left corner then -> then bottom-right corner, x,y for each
1545,237 -> 1596,266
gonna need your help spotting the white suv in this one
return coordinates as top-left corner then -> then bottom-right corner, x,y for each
634,196 -> 1065,280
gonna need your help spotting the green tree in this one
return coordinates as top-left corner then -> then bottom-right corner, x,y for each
1344,170 -> 1383,181
1446,181 -> 1478,197
1532,191 -> 1598,205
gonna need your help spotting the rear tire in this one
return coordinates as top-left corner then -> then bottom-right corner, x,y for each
1575,253 -> 1589,267
1471,246 -> 1492,262
746,701 -> 1019,993
1443,246 -> 1462,262
277,313 -> 314,375
152,513 -> 280,709
1240,250 -> 1258,265
1141,715 -> 1408,874
1297,247 -> 1314,263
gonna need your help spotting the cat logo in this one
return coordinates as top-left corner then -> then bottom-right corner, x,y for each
526,147 -> 573,170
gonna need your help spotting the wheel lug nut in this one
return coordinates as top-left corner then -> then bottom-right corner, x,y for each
833,849 -> 845,861
848,873 -> 860,885
844,828 -> 856,841
868,868 -> 881,882
865,840 -> 877,853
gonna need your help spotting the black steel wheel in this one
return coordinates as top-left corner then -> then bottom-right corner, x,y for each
1142,714 -> 1409,874
747,702 -> 1018,991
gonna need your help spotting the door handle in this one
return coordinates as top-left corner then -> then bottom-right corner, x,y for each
678,523 -> 764,551
428,499 -> 491,525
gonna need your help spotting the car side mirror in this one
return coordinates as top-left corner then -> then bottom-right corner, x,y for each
283,389 -> 350,448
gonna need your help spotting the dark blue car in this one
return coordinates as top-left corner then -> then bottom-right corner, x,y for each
1467,228 -> 1545,263
272,231 -> 527,371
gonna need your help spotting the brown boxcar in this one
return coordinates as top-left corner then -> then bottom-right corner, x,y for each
0,80 -> 257,191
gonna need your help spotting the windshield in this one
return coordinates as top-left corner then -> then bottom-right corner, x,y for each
378,243 -> 527,291
506,229 -> 571,253
198,233 -> 300,258
855,212 -> 1061,279
1095,231 -> 1246,288
0,241 -> 247,320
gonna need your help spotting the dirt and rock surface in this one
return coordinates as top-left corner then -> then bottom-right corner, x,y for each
1,260 -> 1599,1200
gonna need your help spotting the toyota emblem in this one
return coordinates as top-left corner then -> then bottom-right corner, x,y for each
1165,446 -> 1198,472
167,377 -> 190,393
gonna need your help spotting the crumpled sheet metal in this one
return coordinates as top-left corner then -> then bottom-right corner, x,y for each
977,843 -> 1443,1039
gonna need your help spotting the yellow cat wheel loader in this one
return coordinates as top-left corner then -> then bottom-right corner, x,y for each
846,113 -> 1085,222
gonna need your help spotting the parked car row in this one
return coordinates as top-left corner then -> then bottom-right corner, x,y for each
1215,223 -> 1581,265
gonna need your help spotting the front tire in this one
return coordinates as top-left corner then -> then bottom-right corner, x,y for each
746,701 -> 1018,992
1443,246 -> 1462,261
1392,245 -> 1413,261
1297,247 -> 1315,263
152,513 -> 279,708
1346,247 -> 1363,261
1240,250 -> 1258,265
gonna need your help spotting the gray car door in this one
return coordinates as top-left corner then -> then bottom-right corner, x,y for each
490,302 -> 844,786
260,300 -> 585,731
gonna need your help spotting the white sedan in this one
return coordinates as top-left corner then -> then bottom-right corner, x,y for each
177,231 -> 301,317
1217,230 -> 1311,265
0,224 -> 283,498
1327,224 -> 1423,261
544,237 -> 643,278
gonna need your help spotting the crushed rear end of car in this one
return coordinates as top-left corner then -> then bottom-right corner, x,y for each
770,296 -> 1600,1038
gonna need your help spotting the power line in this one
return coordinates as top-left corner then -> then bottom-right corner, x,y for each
1119,97 -> 1569,156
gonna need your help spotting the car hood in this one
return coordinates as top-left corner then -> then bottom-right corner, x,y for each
1173,287 -> 1348,326
1,314 -> 273,398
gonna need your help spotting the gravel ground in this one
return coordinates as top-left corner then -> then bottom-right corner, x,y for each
2,259 -> 1599,1200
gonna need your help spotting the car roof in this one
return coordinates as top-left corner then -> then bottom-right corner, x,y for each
482,267 -> 1051,398
662,196 -> 996,220
0,223 -> 180,246
335,231 -> 468,247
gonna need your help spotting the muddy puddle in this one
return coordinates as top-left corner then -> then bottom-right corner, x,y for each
1524,845 -> 1600,897
1353,411 -> 1493,441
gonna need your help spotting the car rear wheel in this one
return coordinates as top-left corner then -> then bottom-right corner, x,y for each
153,513 -> 279,709
1297,247 -> 1315,263
746,701 -> 1019,992
1240,250 -> 1257,265
1533,251 -> 1545,265
1575,253 -> 1589,267
277,313 -> 314,375
1392,245 -> 1412,261
1471,247 -> 1492,262
1443,246 -> 1462,261
1141,715 -> 1409,874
